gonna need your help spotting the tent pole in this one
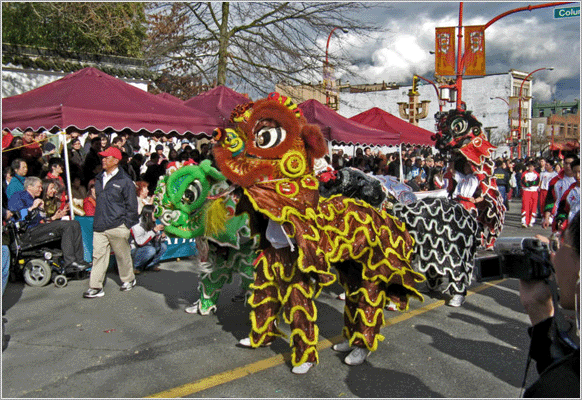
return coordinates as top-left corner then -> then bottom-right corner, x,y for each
399,144 -> 404,183
61,130 -> 75,220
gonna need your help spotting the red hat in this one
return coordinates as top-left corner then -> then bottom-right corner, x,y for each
99,146 -> 122,160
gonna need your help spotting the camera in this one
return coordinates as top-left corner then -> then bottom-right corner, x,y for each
475,237 -> 553,281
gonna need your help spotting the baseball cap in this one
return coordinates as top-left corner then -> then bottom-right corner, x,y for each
155,144 -> 164,151
181,139 -> 190,144
99,146 -> 122,160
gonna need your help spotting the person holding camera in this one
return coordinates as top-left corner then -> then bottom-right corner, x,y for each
519,211 -> 579,397
129,205 -> 167,274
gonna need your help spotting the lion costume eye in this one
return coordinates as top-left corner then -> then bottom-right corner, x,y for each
450,117 -> 469,135
182,181 -> 203,204
160,210 -> 175,224
255,126 -> 286,149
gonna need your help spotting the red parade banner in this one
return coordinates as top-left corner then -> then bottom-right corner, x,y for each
464,25 -> 486,76
435,27 -> 456,76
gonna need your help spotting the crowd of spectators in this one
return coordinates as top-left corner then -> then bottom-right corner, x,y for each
3,128 -> 217,287
2,126 -> 578,229
2,128 -> 215,220
328,144 -> 579,229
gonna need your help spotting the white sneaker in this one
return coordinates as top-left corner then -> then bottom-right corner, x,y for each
184,300 -> 216,315
332,340 -> 352,352
291,362 -> 314,374
344,347 -> 370,365
238,337 -> 271,348
385,300 -> 398,311
119,278 -> 136,292
447,294 -> 465,307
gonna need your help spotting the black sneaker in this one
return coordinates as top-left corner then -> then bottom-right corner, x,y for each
120,278 -> 136,292
83,288 -> 104,298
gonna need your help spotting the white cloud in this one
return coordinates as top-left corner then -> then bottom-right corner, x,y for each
339,4 -> 580,102
534,80 -> 554,102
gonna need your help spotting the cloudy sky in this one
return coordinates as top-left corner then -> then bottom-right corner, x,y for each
329,1 -> 580,102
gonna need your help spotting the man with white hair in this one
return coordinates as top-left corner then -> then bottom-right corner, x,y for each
7,176 -> 89,271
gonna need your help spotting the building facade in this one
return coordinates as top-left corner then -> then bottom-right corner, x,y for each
277,70 -> 549,156
2,44 -> 153,98
531,100 -> 580,155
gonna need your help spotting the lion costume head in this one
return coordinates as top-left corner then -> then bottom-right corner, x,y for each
213,93 -> 327,188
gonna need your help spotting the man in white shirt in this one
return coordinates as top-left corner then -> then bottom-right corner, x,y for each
451,159 -> 482,213
538,159 -> 558,217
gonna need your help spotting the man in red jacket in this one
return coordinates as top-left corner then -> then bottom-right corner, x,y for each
2,128 -> 13,150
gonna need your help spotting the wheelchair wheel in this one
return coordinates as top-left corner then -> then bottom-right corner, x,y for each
23,259 -> 52,287
53,274 -> 68,288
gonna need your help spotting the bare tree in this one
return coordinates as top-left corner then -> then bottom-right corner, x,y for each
145,2 -> 386,98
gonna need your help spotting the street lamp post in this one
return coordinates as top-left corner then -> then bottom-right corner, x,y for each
490,96 -> 512,156
518,67 -> 553,158
325,27 -> 348,108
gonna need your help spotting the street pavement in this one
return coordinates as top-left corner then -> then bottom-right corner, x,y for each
1,198 -> 561,398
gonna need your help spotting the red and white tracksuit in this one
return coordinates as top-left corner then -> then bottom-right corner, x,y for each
538,170 -> 557,215
521,170 -> 540,227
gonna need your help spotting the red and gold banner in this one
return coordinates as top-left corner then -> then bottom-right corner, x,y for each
464,25 -> 485,76
435,27 -> 456,76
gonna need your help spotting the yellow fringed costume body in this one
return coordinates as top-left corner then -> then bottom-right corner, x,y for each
213,93 -> 424,367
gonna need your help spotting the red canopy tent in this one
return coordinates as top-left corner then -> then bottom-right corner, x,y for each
297,99 -> 400,147
184,85 -> 250,128
155,92 -> 183,104
349,107 -> 435,147
2,67 -> 222,136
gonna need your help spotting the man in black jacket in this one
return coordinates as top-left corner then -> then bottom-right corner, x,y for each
493,159 -> 510,210
83,146 -> 139,298
81,137 -> 103,187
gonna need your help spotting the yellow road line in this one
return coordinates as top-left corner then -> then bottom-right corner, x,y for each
147,279 -> 505,398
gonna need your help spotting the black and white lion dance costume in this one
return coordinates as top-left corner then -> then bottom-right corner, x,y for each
392,197 -> 479,295
318,165 -> 479,305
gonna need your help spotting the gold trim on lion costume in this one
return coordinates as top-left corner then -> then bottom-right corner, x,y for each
213,93 -> 424,367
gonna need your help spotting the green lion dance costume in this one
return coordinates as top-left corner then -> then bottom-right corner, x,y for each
212,93 -> 424,374
153,159 -> 259,315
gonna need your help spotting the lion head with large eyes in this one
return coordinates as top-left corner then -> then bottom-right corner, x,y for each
433,109 -> 483,152
213,93 -> 327,188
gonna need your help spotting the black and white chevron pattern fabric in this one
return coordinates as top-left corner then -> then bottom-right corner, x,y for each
393,197 -> 479,294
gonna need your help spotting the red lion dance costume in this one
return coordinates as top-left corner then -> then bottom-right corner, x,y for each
213,93 -> 424,374
434,109 -> 506,249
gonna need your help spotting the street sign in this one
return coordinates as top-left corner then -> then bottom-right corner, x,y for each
554,6 -> 580,19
